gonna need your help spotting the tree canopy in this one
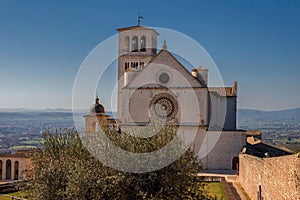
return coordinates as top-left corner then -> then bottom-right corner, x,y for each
24,125 -> 210,199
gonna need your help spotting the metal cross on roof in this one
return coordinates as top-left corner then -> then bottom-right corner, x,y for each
138,13 -> 143,26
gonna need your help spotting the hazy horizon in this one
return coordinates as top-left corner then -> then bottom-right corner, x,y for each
1,106 -> 300,112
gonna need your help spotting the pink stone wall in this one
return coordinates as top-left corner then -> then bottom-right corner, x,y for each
0,156 -> 31,181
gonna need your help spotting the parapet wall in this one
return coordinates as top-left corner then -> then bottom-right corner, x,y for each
239,153 -> 300,200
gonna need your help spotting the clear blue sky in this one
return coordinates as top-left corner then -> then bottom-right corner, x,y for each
0,0 -> 299,111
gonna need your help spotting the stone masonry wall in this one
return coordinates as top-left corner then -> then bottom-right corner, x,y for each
239,153 -> 300,200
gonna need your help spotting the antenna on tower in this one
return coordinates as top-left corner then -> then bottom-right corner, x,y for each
137,13 -> 143,26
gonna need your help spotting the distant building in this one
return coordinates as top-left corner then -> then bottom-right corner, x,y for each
244,136 -> 293,158
0,150 -> 32,181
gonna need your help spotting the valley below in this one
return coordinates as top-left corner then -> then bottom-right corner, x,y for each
0,108 -> 299,153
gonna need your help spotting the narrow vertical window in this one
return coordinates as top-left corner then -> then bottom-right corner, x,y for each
140,36 -> 146,52
14,161 -> 19,180
0,160 -> 2,180
140,62 -> 144,68
6,160 -> 11,180
151,36 -> 157,54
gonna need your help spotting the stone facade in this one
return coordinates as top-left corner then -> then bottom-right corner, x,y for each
238,153 -> 300,200
115,25 -> 243,170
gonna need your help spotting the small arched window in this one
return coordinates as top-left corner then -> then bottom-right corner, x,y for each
0,160 -> 2,180
6,160 -> 11,180
125,62 -> 129,70
124,36 -> 129,52
140,62 -> 144,69
131,36 -> 138,52
140,36 -> 146,52
14,161 -> 19,180
151,36 -> 157,54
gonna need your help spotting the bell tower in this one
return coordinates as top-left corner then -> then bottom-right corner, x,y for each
117,25 -> 159,120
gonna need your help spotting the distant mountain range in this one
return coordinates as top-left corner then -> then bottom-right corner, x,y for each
0,108 -> 85,113
238,108 -> 300,121
0,108 -> 300,121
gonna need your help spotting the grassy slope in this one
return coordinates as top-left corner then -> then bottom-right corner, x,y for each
205,182 -> 227,200
0,191 -> 26,200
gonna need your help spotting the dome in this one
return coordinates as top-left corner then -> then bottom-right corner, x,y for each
89,97 -> 105,114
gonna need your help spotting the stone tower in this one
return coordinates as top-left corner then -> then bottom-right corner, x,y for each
117,26 -> 159,121
84,97 -> 110,134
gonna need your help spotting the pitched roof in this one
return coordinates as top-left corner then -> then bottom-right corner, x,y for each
117,25 -> 159,35
245,136 -> 294,158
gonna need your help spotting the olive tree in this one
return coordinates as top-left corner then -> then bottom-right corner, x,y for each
24,125 -> 209,199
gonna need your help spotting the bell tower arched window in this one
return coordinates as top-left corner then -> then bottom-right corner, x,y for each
131,36 -> 138,52
140,36 -> 146,52
124,36 -> 129,52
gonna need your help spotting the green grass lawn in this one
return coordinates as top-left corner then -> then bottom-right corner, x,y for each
205,182 -> 227,200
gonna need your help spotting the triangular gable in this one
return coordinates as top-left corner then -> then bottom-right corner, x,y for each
150,50 -> 203,86
125,49 -> 204,88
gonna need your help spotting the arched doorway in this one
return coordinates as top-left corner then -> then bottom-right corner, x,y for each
232,156 -> 239,170
6,160 -> 11,180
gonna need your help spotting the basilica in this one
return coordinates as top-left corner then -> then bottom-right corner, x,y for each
84,24 -> 257,170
